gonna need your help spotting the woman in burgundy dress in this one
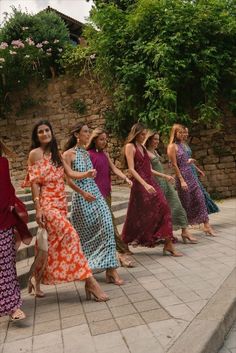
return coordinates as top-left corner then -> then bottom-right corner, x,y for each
87,127 -> 134,267
0,139 -> 32,321
167,124 -> 215,235
121,123 -> 182,256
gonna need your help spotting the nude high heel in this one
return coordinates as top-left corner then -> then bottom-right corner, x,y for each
163,245 -> 183,257
181,234 -> 198,244
28,277 -> 45,298
85,285 -> 109,302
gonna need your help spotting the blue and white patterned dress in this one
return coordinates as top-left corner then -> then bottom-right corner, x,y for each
70,147 -> 118,271
184,144 -> 219,214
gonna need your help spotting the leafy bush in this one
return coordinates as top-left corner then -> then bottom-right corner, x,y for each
85,0 -> 236,136
0,7 -> 70,117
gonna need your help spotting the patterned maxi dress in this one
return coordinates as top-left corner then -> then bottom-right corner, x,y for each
70,147 -> 118,271
122,145 -> 174,247
150,154 -> 188,230
175,143 -> 209,225
0,157 -> 31,316
25,155 -> 92,284
184,144 -> 219,214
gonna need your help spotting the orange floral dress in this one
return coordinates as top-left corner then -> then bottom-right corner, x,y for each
24,155 -> 92,284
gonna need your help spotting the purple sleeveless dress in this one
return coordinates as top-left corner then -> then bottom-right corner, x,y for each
175,143 -> 209,225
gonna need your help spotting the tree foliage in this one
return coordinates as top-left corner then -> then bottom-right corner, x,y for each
85,0 -> 236,136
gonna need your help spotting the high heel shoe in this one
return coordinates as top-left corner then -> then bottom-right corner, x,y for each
163,246 -> 183,257
28,277 -> 45,298
181,234 -> 198,244
203,227 -> 217,237
106,274 -> 124,286
85,285 -> 109,302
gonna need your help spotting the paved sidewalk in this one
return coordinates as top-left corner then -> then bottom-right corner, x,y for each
219,320 -> 236,353
0,198 -> 235,353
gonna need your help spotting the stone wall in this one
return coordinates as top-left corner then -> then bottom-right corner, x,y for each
0,74 -> 235,198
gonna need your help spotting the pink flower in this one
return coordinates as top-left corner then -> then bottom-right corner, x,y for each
36,43 -> 43,48
9,50 -> 17,55
42,40 -> 49,45
0,58 -> 5,63
46,48 -> 52,52
11,40 -> 25,48
0,42 -> 8,49
25,37 -> 35,46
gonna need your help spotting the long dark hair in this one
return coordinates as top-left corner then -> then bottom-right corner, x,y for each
63,122 -> 86,151
30,120 -> 62,167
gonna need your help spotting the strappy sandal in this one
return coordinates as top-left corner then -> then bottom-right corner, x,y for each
10,309 -> 26,321
118,253 -> 135,268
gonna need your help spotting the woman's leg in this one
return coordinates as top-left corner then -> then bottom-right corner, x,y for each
85,276 -> 109,301
106,268 -> 124,285
163,239 -> 183,257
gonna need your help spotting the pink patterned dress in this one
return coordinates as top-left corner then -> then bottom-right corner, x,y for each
122,145 -> 173,247
24,155 -> 92,284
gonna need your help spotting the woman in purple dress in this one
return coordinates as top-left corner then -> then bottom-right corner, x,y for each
0,139 -> 32,321
167,124 -> 215,235
122,123 -> 182,256
87,127 -> 134,267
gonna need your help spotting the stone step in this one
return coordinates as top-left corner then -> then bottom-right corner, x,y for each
26,199 -> 128,223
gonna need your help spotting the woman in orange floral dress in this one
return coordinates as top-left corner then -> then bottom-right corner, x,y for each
24,120 -> 108,302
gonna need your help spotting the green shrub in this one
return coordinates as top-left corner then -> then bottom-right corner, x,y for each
85,0 -> 236,136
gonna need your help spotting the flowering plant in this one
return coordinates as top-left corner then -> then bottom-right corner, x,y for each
0,8 -> 70,116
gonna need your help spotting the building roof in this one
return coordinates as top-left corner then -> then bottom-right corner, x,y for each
45,6 -> 84,39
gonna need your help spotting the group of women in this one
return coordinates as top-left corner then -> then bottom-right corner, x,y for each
0,120 -> 219,321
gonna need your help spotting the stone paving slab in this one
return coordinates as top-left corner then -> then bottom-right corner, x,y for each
0,198 -> 235,353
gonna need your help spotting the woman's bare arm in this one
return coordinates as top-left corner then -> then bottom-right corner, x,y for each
167,143 -> 188,190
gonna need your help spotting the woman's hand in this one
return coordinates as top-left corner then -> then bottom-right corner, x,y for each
187,158 -> 196,164
199,170 -> 205,177
165,175 -> 175,184
181,180 -> 188,191
82,191 -> 96,202
36,209 -> 45,228
144,183 -> 156,194
86,169 -> 97,178
125,177 -> 133,188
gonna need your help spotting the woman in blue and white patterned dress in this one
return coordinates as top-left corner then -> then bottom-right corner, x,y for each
63,123 -> 123,285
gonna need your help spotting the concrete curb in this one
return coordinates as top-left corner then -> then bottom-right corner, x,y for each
167,268 -> 236,353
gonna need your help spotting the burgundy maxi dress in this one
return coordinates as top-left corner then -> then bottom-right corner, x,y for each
122,145 -> 173,247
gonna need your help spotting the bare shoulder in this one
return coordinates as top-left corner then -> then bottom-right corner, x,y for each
167,143 -> 177,152
125,143 -> 135,153
28,148 -> 43,165
63,148 -> 76,161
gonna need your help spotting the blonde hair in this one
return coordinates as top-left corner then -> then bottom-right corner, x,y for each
124,123 -> 145,145
0,139 -> 16,158
122,123 -> 146,168
86,127 -> 106,150
144,130 -> 159,149
169,124 -> 185,145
